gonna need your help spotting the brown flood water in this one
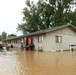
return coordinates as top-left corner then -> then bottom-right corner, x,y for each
0,50 -> 76,75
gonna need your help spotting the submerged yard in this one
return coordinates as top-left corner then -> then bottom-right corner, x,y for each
0,49 -> 76,75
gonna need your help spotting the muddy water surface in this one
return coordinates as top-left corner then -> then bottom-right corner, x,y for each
0,50 -> 76,75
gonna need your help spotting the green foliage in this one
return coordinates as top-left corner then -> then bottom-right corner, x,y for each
1,32 -> 7,40
17,0 -> 40,34
26,0 -> 30,6
0,32 -> 7,41
49,0 -> 75,27
0,35 -> 2,41
65,10 -> 76,26
17,0 -> 76,34
8,34 -> 16,37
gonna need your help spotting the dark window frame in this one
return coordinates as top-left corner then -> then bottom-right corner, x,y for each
38,36 -> 43,43
55,36 -> 62,43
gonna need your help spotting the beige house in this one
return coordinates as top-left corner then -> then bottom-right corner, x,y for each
3,35 -> 25,47
3,24 -> 76,51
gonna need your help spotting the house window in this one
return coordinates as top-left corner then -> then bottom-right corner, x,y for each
15,40 -> 17,44
55,36 -> 62,43
14,40 -> 15,44
38,36 -> 43,43
10,41 -> 11,44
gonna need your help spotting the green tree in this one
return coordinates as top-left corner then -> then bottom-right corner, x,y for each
48,0 -> 76,27
65,10 -> 76,26
17,0 -> 40,34
0,35 -> 2,41
1,32 -> 7,40
17,0 -> 76,34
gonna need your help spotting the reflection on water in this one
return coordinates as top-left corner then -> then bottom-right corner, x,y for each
0,50 -> 76,75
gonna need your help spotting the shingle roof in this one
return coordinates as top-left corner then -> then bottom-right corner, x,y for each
24,23 -> 76,36
3,23 -> 76,42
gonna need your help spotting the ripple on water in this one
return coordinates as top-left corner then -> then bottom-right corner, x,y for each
0,50 -> 76,75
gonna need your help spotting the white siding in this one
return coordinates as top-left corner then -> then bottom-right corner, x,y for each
32,34 -> 46,51
33,27 -> 76,51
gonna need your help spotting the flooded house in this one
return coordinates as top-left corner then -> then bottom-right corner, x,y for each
3,34 -> 25,48
3,24 -> 76,51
